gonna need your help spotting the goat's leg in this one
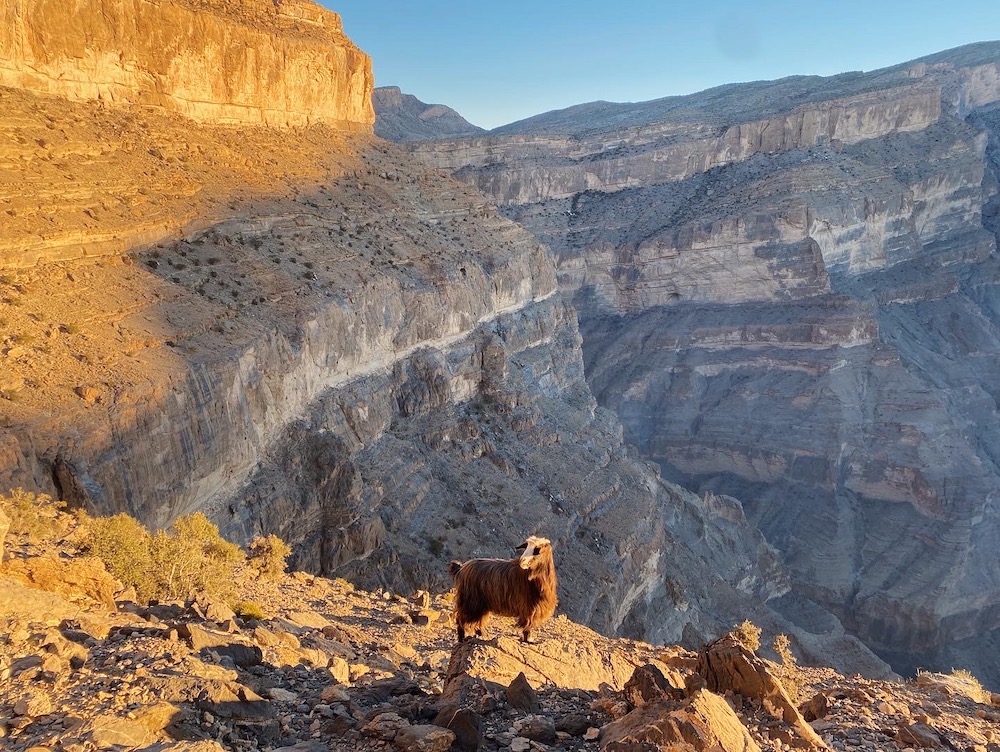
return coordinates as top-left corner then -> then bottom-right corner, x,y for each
456,623 -> 466,642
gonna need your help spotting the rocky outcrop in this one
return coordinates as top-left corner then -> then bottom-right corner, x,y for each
374,86 -> 485,142
390,42 -> 1000,686
0,0 -> 374,128
600,690 -> 762,752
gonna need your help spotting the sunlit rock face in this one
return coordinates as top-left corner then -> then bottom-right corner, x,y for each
0,0 -> 374,128
394,42 -> 1000,684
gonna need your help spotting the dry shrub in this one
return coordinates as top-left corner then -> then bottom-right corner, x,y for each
232,600 -> 268,621
732,619 -> 762,652
86,513 -> 156,600
949,668 -> 990,703
86,511 -> 244,603
772,633 -> 804,701
248,534 -> 291,580
774,633 -> 795,665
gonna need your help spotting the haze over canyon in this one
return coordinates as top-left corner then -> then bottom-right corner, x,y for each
1,0 -> 999,693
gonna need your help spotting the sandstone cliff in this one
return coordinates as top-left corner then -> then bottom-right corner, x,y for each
392,42 -> 1000,686
0,0 -> 885,673
0,0 -> 374,128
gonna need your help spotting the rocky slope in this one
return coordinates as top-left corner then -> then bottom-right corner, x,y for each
389,42 -> 1000,686
374,87 -> 485,142
3,505 -> 1000,752
0,0 -> 879,669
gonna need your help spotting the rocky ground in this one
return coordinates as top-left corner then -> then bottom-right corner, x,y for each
3,504 -> 1000,752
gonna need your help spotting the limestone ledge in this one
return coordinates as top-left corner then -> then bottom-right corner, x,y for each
0,0 -> 374,128
411,85 -> 942,204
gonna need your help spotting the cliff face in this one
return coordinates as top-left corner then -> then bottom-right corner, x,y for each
0,1 -> 890,673
419,85 -> 942,206
395,43 -> 1000,685
0,0 -> 374,128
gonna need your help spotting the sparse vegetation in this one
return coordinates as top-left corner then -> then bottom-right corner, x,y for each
232,599 -> 267,621
248,533 -> 292,580
85,511 -> 245,602
732,619 -> 762,652
774,633 -> 794,665
949,668 -> 990,703
772,633 -> 804,701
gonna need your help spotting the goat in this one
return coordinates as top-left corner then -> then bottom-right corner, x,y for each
448,535 -> 558,643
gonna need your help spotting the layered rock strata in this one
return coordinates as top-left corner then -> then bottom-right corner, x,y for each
0,0 -> 374,128
393,43 -> 1000,685
0,68 -> 883,668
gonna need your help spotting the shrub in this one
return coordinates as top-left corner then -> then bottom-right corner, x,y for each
153,512 -> 244,600
247,534 -> 291,580
772,633 -> 804,701
85,511 -> 244,603
232,600 -> 268,621
773,633 -> 795,666
950,668 -> 990,703
731,619 -> 762,652
86,513 -> 156,599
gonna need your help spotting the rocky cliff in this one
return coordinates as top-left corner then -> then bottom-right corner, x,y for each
373,86 -> 485,142
0,0 -> 885,671
0,0 -> 374,128
393,42 -> 1000,686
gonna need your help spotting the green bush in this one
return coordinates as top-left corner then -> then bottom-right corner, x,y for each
85,511 -> 244,603
232,600 -> 268,621
153,512 -> 244,601
86,513 -> 156,600
247,534 -> 291,581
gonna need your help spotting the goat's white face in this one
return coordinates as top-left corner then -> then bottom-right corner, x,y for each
518,535 -> 551,570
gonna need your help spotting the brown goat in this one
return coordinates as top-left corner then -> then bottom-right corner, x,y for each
448,535 -> 558,643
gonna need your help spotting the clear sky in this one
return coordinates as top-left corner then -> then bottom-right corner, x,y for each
325,1 -> 1000,130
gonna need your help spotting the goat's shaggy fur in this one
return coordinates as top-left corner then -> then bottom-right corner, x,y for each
448,535 -> 558,643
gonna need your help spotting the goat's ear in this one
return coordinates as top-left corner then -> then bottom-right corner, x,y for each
515,541 -> 528,551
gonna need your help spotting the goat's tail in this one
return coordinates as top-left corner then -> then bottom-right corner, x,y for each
448,560 -> 463,579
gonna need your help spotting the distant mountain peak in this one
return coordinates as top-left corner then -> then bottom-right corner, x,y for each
373,86 -> 485,142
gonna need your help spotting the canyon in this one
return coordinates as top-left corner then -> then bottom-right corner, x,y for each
379,42 -> 1000,685
0,0 -> 893,681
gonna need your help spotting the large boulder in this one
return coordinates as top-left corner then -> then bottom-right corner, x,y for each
696,636 -> 826,749
3,554 -> 118,609
600,689 -> 760,752
443,631 -> 673,694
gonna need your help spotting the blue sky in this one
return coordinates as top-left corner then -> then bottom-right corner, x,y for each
326,1 -> 1000,129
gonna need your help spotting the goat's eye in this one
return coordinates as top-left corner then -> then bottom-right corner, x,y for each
533,547 -> 540,556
